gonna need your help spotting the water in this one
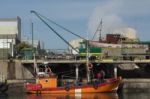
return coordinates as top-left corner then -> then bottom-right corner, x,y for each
0,92 -> 150,99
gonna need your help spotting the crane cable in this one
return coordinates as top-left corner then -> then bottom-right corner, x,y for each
31,10 -> 79,53
36,13 -> 86,40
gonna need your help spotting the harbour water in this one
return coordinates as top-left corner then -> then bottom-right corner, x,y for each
0,92 -> 150,99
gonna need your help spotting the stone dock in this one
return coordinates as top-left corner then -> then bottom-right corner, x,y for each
1,60 -> 150,92
123,79 -> 150,92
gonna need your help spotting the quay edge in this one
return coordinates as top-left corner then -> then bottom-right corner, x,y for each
1,60 -> 150,92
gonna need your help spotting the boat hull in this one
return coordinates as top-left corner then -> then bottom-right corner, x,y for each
25,77 -> 122,94
26,93 -> 118,99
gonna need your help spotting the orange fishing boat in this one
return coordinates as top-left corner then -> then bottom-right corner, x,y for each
24,65 -> 122,94
25,10 -> 122,94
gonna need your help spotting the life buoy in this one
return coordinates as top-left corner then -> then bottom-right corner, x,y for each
47,67 -> 52,73
88,63 -> 93,70
45,67 -> 53,76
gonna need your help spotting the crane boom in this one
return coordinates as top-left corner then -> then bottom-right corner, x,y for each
31,10 -> 79,53
31,10 -> 92,83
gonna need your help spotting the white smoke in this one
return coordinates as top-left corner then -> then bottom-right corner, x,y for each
112,27 -> 137,39
88,0 -> 138,40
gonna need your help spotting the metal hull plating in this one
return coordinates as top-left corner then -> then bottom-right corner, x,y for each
25,77 -> 121,94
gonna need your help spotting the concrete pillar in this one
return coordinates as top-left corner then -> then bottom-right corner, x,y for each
75,64 -> 79,81
75,66 -> 79,81
8,61 -> 15,79
86,62 -> 90,83
114,65 -> 117,78
15,60 -> 24,79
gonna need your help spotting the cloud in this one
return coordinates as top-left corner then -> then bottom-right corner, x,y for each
88,0 -> 125,38
88,0 -> 150,40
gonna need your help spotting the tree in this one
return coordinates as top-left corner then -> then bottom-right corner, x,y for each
16,42 -> 31,52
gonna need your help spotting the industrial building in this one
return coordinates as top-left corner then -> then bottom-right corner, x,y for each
69,31 -> 149,60
0,17 -> 21,59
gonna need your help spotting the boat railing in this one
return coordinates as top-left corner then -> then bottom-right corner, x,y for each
60,76 -> 89,87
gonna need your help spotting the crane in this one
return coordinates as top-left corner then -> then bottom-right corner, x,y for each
30,10 -> 90,54
31,10 -> 92,83
35,12 -> 86,40
31,10 -> 80,53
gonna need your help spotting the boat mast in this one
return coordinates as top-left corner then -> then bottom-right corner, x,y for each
92,18 -> 103,42
33,53 -> 38,75
99,19 -> 103,42
30,20 -> 38,75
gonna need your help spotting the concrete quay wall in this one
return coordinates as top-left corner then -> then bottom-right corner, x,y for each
0,60 -> 33,80
123,79 -> 150,92
1,60 -> 150,91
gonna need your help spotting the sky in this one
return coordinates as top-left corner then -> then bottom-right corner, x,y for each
0,0 -> 150,49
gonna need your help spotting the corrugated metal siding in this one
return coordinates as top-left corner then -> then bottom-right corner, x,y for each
0,49 -> 10,59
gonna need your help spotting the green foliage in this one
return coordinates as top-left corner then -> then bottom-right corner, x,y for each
16,42 -> 31,51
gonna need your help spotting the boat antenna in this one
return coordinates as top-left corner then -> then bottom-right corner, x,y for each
92,18 -> 103,42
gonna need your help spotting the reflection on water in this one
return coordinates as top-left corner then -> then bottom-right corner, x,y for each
0,93 -> 118,99
121,92 -> 150,99
26,93 -> 118,99
1,92 -> 150,99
